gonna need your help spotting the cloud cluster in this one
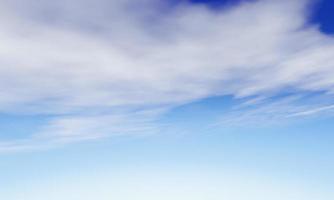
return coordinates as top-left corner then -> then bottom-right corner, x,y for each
0,0 -> 334,149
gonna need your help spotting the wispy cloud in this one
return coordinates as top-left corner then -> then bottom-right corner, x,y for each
215,93 -> 334,127
1,0 -> 334,150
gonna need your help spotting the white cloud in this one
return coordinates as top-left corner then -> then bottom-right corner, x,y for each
0,0 -> 334,149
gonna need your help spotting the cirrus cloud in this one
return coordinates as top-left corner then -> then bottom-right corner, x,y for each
0,0 -> 334,151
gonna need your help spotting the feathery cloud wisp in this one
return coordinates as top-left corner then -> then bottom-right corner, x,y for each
1,0 -> 334,149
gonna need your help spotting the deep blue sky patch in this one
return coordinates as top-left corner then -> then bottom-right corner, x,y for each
311,0 -> 334,34
167,0 -> 255,9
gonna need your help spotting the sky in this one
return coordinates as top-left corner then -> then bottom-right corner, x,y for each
0,0 -> 334,199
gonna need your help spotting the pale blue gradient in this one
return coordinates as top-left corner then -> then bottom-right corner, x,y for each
1,97 -> 334,199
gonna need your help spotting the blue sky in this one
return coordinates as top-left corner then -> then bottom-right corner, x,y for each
0,0 -> 334,199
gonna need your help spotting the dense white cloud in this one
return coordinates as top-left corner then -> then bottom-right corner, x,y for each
0,0 -> 334,149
